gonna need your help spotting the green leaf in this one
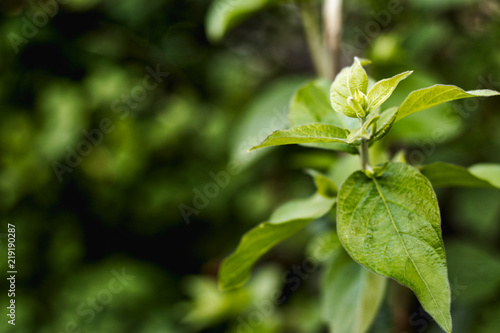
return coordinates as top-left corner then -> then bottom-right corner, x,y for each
348,57 -> 369,96
305,169 -> 337,198
230,77 -> 307,168
322,247 -> 387,333
396,84 -> 500,122
419,162 -> 500,189
219,193 -> 336,290
337,162 -> 452,332
371,107 -> 398,141
289,79 -> 359,154
306,230 -> 342,262
269,192 -> 335,223
367,71 -> 413,112
469,164 -> 500,188
249,123 -> 348,151
290,80 -> 358,130
205,0 -> 271,42
330,59 -> 370,118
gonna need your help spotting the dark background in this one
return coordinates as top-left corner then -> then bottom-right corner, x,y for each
1,0 -> 500,332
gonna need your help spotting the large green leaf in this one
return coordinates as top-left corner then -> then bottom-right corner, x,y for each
337,162 -> 452,332
367,71 -> 412,112
420,162 -> 500,189
219,192 -> 336,290
205,0 -> 271,42
289,80 -> 359,154
396,84 -> 500,122
249,123 -> 349,151
322,247 -> 387,333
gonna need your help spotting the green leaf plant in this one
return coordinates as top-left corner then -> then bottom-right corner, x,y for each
218,57 -> 500,333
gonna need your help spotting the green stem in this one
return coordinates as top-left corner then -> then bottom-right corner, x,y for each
360,138 -> 370,170
299,2 -> 333,79
359,118 -> 370,170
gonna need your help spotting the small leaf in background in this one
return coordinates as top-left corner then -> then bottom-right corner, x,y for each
230,77 -> 307,168
219,220 -> 311,290
269,193 -> 335,223
305,169 -> 337,198
289,79 -> 359,154
322,248 -> 387,333
306,231 -> 341,262
419,162 -> 500,189
205,0 -> 271,42
367,71 -> 412,112
469,164 -> 500,188
396,84 -> 500,122
219,192 -> 335,290
249,123 -> 349,151
337,162 -> 452,332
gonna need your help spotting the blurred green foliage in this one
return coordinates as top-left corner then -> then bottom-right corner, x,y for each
0,0 -> 499,332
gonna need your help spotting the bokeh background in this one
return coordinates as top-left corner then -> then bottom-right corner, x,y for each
1,0 -> 500,332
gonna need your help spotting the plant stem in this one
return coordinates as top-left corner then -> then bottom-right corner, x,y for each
360,138 -> 369,170
359,118 -> 370,170
299,1 -> 334,79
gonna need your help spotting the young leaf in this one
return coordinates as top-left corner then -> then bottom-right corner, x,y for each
420,162 -> 500,189
206,0 -> 270,42
249,123 -> 348,151
331,67 -> 358,118
331,58 -> 370,118
337,162 -> 452,333
348,58 -> 369,96
367,71 -> 413,112
322,247 -> 387,333
396,84 -> 500,122
219,193 -> 336,290
289,79 -> 359,154
371,107 -> 398,142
